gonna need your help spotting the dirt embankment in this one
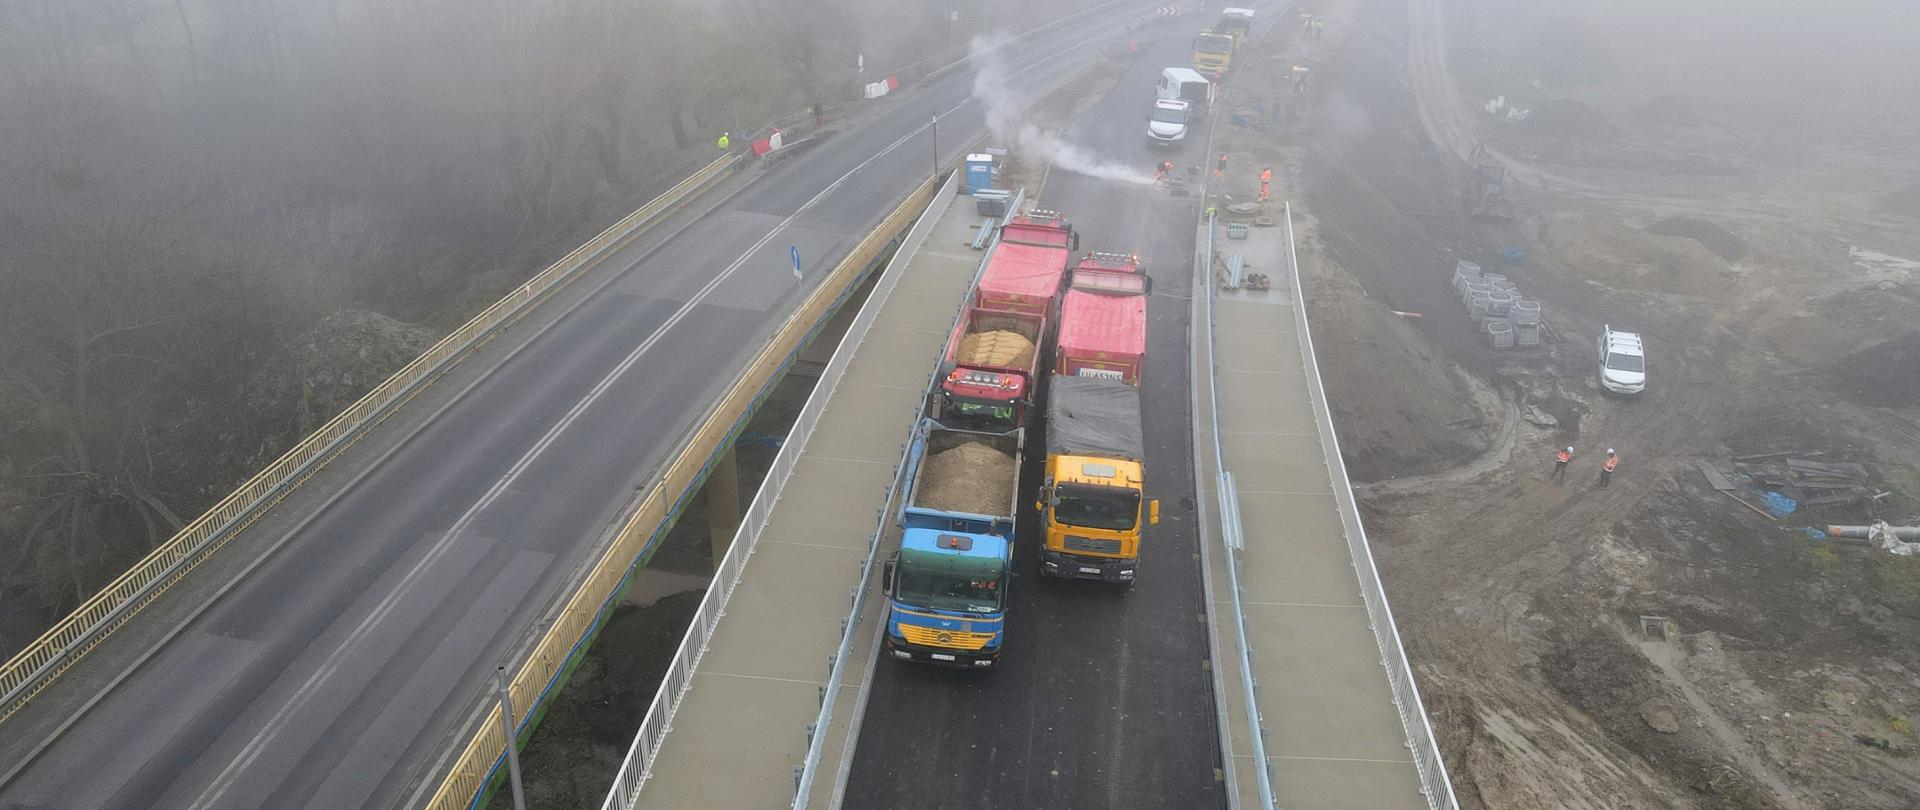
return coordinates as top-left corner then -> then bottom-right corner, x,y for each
1262,0 -> 1920,806
1210,0 -> 1498,482
1545,218 -> 1735,297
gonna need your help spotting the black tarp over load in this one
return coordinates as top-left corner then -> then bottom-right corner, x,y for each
1045,375 -> 1144,461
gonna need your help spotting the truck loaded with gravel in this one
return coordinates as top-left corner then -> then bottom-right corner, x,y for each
881,419 -> 1022,668
936,211 -> 1076,431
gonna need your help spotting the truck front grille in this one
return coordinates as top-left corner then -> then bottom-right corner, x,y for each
1063,535 -> 1123,555
899,625 -> 994,650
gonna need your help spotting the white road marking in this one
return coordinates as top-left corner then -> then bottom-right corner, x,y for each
187,43 -> 1066,810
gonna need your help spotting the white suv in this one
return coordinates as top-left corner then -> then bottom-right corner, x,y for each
1597,326 -> 1646,396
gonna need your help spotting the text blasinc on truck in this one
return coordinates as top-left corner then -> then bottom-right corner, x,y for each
1056,253 -> 1149,385
1038,375 -> 1158,582
938,212 -> 1077,432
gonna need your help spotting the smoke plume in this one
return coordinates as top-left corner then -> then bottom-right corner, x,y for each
969,33 -> 1156,187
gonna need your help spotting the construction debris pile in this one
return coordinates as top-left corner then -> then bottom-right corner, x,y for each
1452,260 -> 1544,348
1697,452 -> 1886,520
1737,454 -> 1879,513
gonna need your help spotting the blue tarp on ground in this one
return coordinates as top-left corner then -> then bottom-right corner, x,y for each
1761,490 -> 1798,517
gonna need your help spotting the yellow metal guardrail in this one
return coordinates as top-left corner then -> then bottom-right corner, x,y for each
423,174 -> 942,810
0,154 -> 741,724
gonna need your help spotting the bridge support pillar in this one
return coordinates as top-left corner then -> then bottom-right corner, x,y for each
707,445 -> 742,568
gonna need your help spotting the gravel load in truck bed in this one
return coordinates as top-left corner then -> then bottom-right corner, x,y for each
955,330 -> 1036,369
918,440 -> 1015,517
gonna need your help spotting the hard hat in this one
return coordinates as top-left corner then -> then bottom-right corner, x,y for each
1607,448 -> 1616,454
1566,446 -> 1574,452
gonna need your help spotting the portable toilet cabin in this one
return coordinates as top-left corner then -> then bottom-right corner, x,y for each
966,153 -> 995,194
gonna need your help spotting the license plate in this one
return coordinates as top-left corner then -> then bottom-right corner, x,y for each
1079,567 -> 1102,575
931,653 -> 956,662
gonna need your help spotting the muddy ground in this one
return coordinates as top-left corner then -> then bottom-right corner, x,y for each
1221,0 -> 1920,807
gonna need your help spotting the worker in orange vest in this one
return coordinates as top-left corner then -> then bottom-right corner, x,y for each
1599,449 -> 1619,488
1259,167 -> 1273,201
1214,152 -> 1229,178
1551,446 -> 1573,481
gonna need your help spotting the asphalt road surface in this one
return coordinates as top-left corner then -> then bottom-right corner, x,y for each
841,18 -> 1225,810
0,8 -> 1166,809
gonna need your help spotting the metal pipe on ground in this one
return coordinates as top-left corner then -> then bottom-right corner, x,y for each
1827,525 -> 1920,540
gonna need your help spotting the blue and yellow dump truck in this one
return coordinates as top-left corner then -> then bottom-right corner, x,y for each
882,419 -> 1021,668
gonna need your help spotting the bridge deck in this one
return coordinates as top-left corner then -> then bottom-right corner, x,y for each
633,190 -> 986,810
1200,246 -> 1429,808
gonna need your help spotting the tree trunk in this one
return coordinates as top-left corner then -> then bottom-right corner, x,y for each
666,85 -> 691,149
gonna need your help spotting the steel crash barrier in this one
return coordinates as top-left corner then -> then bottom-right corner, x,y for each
1195,210 -> 1278,810
0,154 -> 741,725
427,174 -> 944,810
1279,204 -> 1459,810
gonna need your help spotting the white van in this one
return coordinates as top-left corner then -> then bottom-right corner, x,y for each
1156,67 -> 1213,119
1147,99 -> 1191,146
1596,326 -> 1646,395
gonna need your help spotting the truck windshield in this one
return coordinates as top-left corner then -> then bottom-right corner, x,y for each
1054,483 -> 1139,531
1150,107 -> 1187,125
897,567 -> 1004,614
1194,37 -> 1231,55
943,395 -> 1016,430
1606,354 -> 1644,373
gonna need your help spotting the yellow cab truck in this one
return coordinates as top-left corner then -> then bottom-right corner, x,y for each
1191,30 -> 1235,80
1193,7 -> 1255,79
1036,374 -> 1157,582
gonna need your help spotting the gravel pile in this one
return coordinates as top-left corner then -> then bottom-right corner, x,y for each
955,330 -> 1035,369
918,440 -> 1014,516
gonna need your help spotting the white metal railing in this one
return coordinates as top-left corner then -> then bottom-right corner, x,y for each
1280,203 -> 1458,809
430,173 -> 939,810
787,176 -> 985,809
1198,211 -> 1279,810
0,154 -> 740,725
597,172 -> 959,810
819,188 -> 1025,810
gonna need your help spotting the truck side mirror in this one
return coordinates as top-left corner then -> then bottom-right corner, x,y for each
1149,499 -> 1161,525
882,557 -> 896,596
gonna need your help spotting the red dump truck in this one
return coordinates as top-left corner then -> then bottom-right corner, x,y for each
937,211 -> 1078,431
1054,252 -> 1149,385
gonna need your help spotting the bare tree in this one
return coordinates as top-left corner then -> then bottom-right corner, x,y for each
732,0 -> 854,101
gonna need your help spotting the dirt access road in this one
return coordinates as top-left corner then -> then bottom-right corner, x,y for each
1215,0 -> 1920,807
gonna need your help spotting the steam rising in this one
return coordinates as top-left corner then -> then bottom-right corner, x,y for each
970,34 -> 1156,187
